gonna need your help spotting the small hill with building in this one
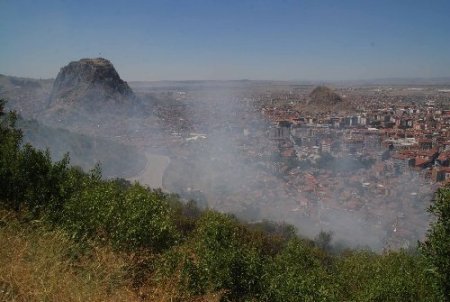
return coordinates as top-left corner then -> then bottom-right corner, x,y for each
300,86 -> 354,113
309,86 -> 342,105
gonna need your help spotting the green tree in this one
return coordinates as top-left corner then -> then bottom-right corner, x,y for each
421,188 -> 450,301
115,184 -> 178,251
337,250 -> 432,301
0,100 -> 72,216
262,238 -> 340,302
182,211 -> 264,301
63,179 -> 177,252
0,100 -> 23,210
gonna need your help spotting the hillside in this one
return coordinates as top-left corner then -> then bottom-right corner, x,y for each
1,99 -> 449,301
0,74 -> 52,118
17,118 -> 146,178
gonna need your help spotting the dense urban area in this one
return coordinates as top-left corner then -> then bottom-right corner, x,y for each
131,82 -> 450,250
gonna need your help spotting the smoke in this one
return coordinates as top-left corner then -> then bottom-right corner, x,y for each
152,83 -> 434,251
1,74 -> 435,251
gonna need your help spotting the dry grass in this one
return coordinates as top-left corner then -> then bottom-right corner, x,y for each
141,280 -> 223,302
0,210 -> 135,301
0,210 -> 223,302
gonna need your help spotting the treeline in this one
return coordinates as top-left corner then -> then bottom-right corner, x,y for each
0,99 -> 449,301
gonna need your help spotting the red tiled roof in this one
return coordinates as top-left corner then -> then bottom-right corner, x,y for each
438,167 -> 450,173
418,138 -> 432,143
392,153 -> 411,160
415,157 -> 431,167
438,152 -> 450,161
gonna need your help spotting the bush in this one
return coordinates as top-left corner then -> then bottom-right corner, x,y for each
421,188 -> 450,301
0,102 -> 72,216
262,238 -> 340,302
337,250 -> 433,301
181,211 -> 265,301
115,184 -> 178,251
63,179 -> 178,252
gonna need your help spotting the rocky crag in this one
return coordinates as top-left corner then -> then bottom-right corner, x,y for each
49,58 -> 139,113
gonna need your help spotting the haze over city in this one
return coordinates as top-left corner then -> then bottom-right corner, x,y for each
2,0 -> 450,300
1,0 -> 450,81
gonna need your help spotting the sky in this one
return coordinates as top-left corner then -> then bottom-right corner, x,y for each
1,0 -> 450,81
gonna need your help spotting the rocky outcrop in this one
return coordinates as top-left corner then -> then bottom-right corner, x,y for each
49,58 -> 136,111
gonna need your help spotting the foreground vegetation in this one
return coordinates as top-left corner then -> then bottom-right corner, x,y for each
1,99 -> 449,301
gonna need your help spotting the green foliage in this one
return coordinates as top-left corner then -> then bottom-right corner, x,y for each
0,102 -> 71,216
116,185 -> 178,251
63,177 -> 123,241
263,238 -> 341,302
337,250 -> 434,301
1,100 -> 177,253
0,103 -> 22,210
181,211 -> 265,301
421,188 -> 450,301
16,145 -> 69,215
180,255 -> 208,296
243,220 -> 296,256
63,180 -> 178,251
168,197 -> 202,236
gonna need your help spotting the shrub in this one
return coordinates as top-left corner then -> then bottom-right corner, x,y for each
337,250 -> 433,301
181,211 -> 265,301
262,238 -> 341,302
421,188 -> 450,301
63,180 -> 178,252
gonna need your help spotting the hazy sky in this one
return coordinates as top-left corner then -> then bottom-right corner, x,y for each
1,0 -> 450,81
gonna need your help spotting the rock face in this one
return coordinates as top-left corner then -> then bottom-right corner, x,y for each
308,86 -> 342,106
49,58 -> 136,111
